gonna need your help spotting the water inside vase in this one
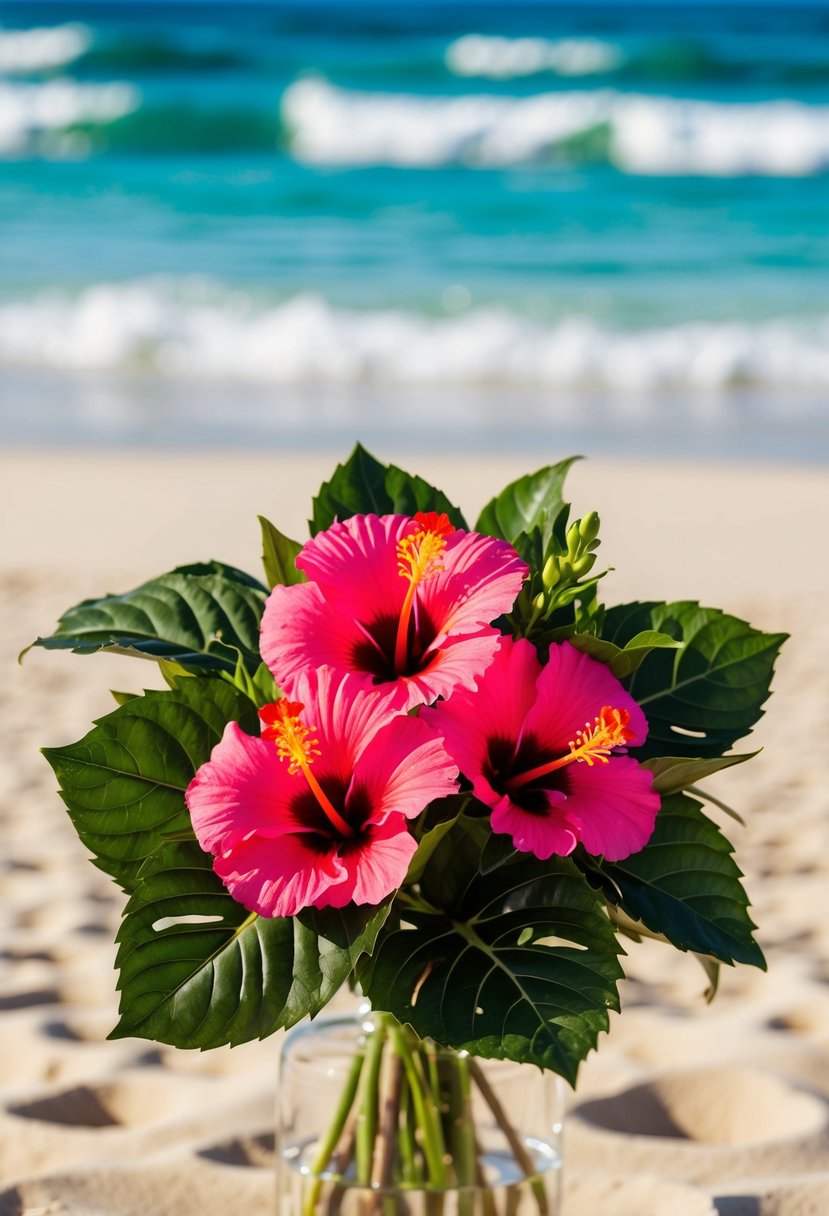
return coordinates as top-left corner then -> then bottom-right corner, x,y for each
281,1134 -> 563,1216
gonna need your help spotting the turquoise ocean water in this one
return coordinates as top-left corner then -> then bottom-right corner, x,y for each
1,1 -> 828,457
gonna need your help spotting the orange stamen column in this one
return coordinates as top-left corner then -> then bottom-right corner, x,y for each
506,706 -> 635,791
260,700 -> 354,838
393,512 -> 454,675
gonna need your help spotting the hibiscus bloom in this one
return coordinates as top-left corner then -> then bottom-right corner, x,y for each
260,512 -> 527,712
422,637 -> 660,862
185,668 -> 459,918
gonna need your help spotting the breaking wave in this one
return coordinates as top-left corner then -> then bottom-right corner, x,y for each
0,23 -> 92,74
0,79 -> 140,156
282,78 -> 829,176
446,35 -> 624,79
2,281 -> 829,394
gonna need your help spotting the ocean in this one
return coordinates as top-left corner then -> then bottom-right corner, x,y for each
1,0 -> 828,458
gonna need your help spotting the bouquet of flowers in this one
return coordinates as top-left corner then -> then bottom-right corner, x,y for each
32,446 -> 783,1201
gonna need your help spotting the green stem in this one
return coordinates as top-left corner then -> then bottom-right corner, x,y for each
304,1048 -> 365,1216
396,1071 -> 418,1186
356,1018 -> 387,1184
390,1023 -> 449,1189
450,1054 -> 477,1216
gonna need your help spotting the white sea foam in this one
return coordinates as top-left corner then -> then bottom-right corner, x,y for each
0,23 -> 92,74
281,78 -> 829,176
0,79 -> 139,155
446,35 -> 623,79
2,281 -> 829,397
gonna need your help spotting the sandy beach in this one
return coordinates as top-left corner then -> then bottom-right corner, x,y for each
1,448 -> 828,1216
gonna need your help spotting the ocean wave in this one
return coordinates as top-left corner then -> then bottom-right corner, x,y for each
446,35 -> 624,79
0,79 -> 140,156
282,78 -> 829,176
2,282 -> 829,394
0,23 -> 91,74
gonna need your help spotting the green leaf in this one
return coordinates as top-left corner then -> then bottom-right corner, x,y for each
475,459 -> 579,547
569,630 -> 679,679
363,821 -> 622,1084
27,561 -> 268,675
311,444 -> 467,534
258,515 -> 306,589
596,793 -> 765,969
42,679 -> 259,892
110,689 -> 139,706
111,841 -> 359,1048
221,653 -> 278,708
297,900 -> 394,967
382,465 -> 467,530
643,752 -> 757,796
602,601 -> 786,759
405,815 -> 461,885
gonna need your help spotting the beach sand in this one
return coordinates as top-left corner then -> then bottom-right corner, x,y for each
1,448 -> 828,1216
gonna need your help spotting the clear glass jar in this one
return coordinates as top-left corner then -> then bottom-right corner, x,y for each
277,1009 -> 566,1216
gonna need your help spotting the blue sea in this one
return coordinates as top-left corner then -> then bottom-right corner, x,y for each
1,0 -> 828,457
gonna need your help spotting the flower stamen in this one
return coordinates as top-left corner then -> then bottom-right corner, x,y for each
394,512 -> 454,674
259,700 -> 354,837
506,705 -> 634,791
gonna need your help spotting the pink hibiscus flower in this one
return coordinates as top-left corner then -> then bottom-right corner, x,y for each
260,512 -> 528,711
422,637 -> 660,862
185,668 -> 459,918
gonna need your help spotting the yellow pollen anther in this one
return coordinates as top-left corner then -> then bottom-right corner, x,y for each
396,518 -> 451,587
567,706 -> 634,768
263,700 -> 321,774
259,700 -> 353,838
394,512 -> 454,674
506,705 -> 634,791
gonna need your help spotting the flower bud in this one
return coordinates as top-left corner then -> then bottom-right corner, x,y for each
541,556 -> 560,588
572,553 -> 596,578
578,511 -> 600,544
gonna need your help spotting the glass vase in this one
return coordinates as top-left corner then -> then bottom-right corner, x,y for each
277,1007 -> 565,1216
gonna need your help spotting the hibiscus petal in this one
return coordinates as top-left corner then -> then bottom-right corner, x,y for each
525,641 -> 649,752
213,832 -> 347,918
296,514 -> 409,624
290,667 -> 405,771
320,815 -> 418,909
260,581 -> 383,701
418,530 -> 528,639
421,635 -> 541,805
185,722 -> 297,854
489,793 -> 579,861
564,755 -> 661,861
350,714 -> 459,823
399,628 -> 502,711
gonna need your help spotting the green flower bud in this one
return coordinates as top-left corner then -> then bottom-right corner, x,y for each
578,511 -> 600,544
541,556 -> 560,588
566,521 -> 581,557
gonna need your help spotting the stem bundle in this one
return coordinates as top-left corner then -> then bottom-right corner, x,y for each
300,1014 -> 552,1216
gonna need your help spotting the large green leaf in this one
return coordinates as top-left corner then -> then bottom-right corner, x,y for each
111,841 -> 384,1048
475,459 -> 579,547
602,601 -> 786,759
362,820 -> 622,1084
42,679 -> 259,891
595,793 -> 764,969
258,515 -> 306,589
643,752 -> 756,796
27,561 -> 268,675
569,630 -> 679,678
310,444 -> 467,534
